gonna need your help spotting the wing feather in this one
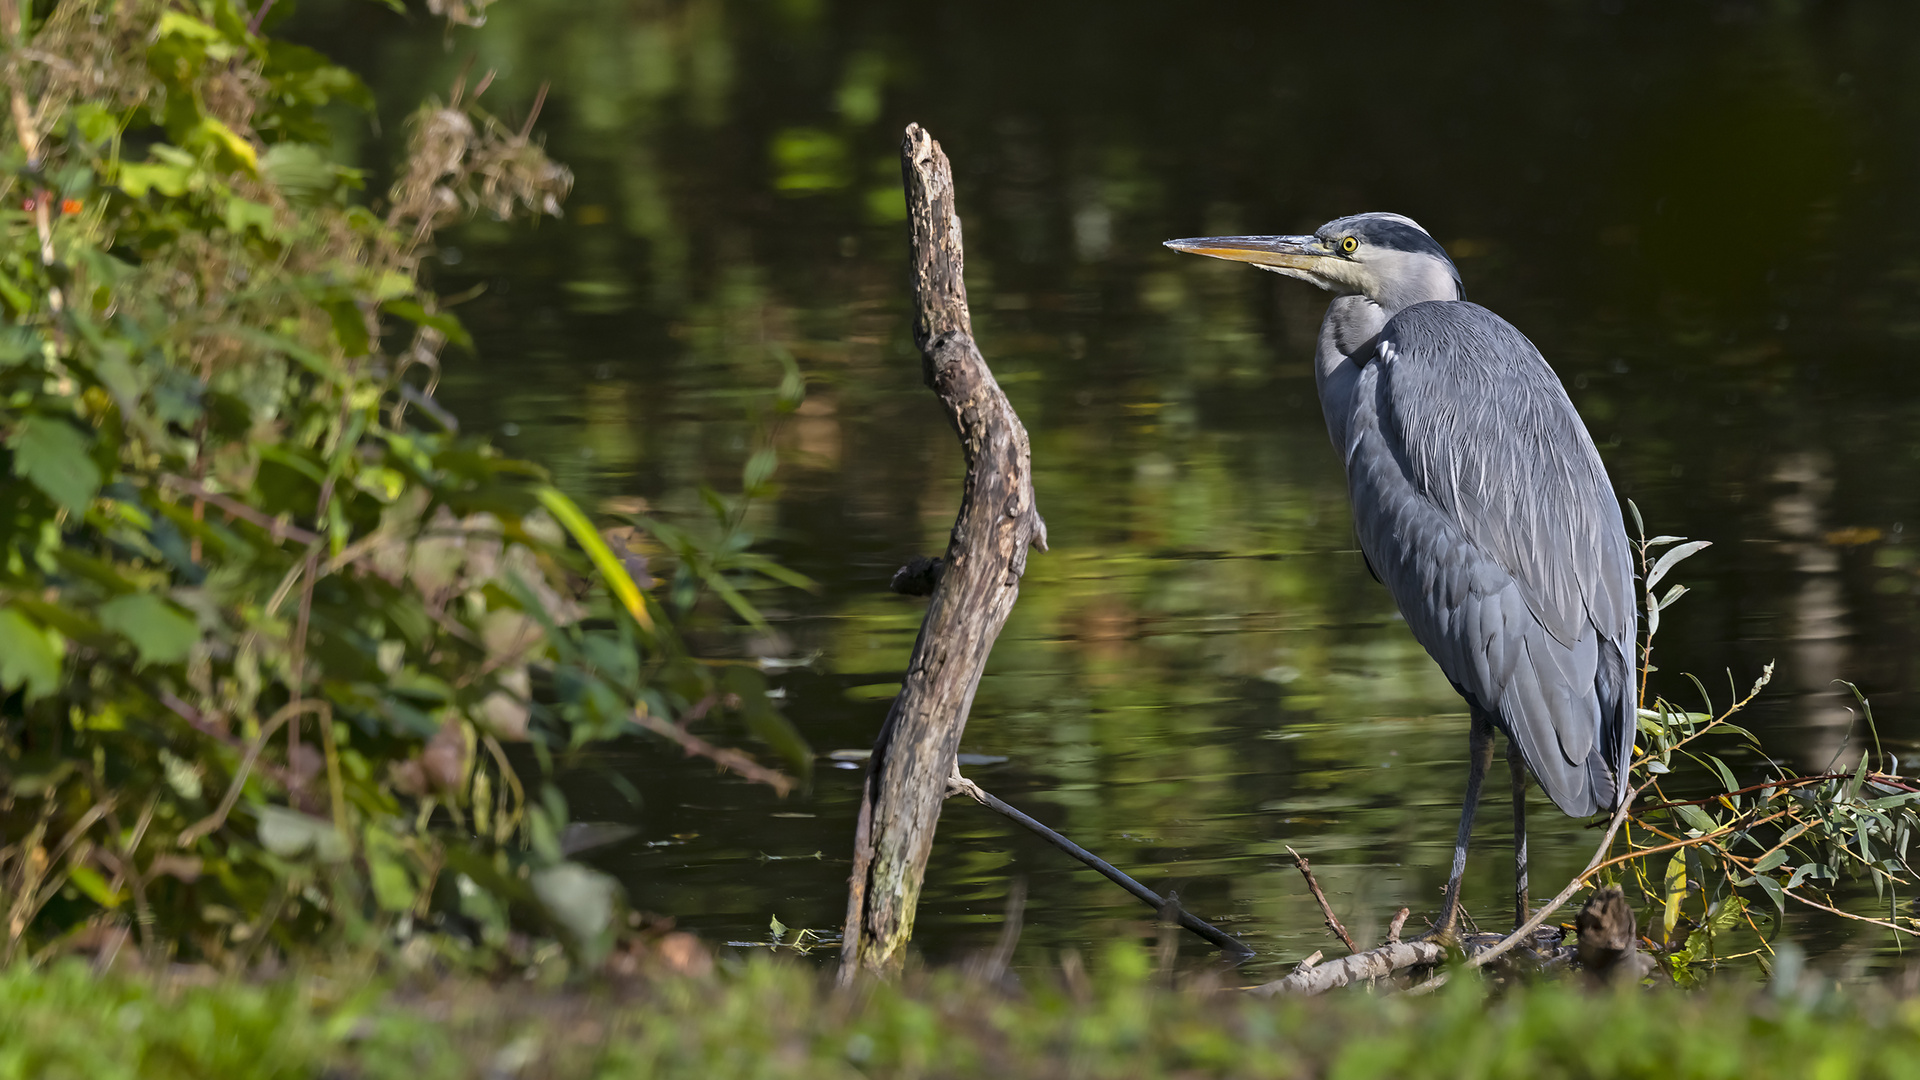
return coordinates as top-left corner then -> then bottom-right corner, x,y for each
1343,301 -> 1637,816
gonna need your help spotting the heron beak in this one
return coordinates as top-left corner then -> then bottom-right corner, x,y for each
1162,234 -> 1325,271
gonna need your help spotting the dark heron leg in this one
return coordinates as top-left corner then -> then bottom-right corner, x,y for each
1432,712 -> 1497,935
1508,740 -> 1529,931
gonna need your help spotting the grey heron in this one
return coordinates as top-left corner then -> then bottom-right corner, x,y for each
1166,214 -> 1637,934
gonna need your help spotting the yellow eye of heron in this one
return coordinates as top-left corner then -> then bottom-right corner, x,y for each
1340,236 -> 1359,254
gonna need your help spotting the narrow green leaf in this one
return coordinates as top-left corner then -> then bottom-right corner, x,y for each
383,299 -> 474,350
535,486 -> 654,631
66,864 -> 125,909
1685,673 -> 1715,721
1675,803 -> 1719,834
706,572 -> 772,635
732,552 -> 819,592
742,447 -> 778,493
1662,850 -> 1687,938
1707,755 -> 1739,794
1646,540 -> 1712,591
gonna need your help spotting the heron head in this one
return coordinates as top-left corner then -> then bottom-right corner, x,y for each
1164,212 -> 1464,312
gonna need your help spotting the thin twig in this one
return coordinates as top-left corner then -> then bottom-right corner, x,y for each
1785,886 -> 1920,936
160,475 -> 321,547
177,701 -> 317,846
1626,772 -> 1875,817
629,711 -> 794,796
1387,907 -> 1410,945
1286,845 -> 1358,954
947,773 -> 1253,961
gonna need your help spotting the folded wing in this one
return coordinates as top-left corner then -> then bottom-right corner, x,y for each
1342,301 -> 1637,816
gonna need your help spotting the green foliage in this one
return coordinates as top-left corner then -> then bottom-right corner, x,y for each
1607,513 -> 1920,982
0,1 -> 805,968
3,947 -> 1920,1079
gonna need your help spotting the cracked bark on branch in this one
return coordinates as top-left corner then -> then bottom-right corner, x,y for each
1249,940 -> 1449,997
838,124 -> 1048,981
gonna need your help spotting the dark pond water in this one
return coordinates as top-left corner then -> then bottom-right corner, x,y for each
295,0 -> 1920,977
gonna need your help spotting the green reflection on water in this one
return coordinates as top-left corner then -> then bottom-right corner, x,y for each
290,0 -> 1920,974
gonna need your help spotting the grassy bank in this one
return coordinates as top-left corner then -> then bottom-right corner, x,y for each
2,944 -> 1912,1080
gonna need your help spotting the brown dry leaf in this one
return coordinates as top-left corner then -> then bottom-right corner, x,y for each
655,931 -> 714,977
421,717 -> 468,792
388,758 -> 428,798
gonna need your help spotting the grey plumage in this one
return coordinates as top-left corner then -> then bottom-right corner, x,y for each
1165,212 -> 1637,929
1347,301 -> 1635,816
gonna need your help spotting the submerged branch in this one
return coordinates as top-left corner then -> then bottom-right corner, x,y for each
947,774 -> 1253,961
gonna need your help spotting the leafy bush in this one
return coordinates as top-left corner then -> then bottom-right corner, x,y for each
1570,518 -> 1920,984
0,0 -> 805,968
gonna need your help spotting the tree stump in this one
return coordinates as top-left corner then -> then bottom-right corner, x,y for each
838,124 -> 1047,979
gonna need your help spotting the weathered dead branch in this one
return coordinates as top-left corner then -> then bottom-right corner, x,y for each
1250,940 -> 1449,997
839,124 -> 1048,980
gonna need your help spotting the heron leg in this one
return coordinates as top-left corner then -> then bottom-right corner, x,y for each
1508,741 -> 1529,931
1433,713 -> 1496,936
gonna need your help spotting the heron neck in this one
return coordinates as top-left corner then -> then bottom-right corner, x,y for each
1312,295 -> 1387,457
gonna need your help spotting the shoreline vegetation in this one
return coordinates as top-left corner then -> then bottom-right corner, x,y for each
8,945 -> 1920,1078
4,2 -> 1920,1077
0,0 -> 803,975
